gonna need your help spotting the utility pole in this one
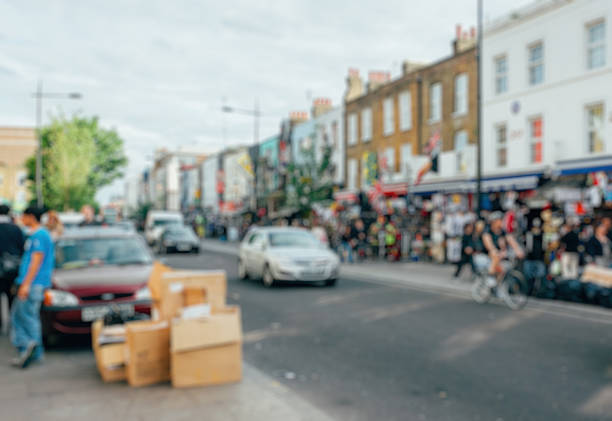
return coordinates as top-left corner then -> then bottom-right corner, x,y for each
32,80 -> 82,208
476,0 -> 483,216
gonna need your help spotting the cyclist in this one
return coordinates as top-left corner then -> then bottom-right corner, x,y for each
482,211 -> 524,287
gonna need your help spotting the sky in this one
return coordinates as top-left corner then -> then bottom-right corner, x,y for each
0,0 -> 534,204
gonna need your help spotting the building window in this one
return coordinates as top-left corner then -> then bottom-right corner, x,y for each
587,20 -> 606,70
496,124 -> 507,167
495,55 -> 508,94
587,103 -> 604,153
528,42 -> 544,86
383,97 -> 394,136
399,91 -> 412,131
348,113 -> 357,146
361,107 -> 372,142
347,158 -> 358,190
454,130 -> 468,173
454,73 -> 468,115
429,82 -> 442,123
528,116 -> 543,163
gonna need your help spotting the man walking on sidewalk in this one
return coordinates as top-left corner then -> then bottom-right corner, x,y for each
0,204 -> 25,334
11,207 -> 54,368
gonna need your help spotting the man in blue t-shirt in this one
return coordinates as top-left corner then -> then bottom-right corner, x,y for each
11,206 -> 54,368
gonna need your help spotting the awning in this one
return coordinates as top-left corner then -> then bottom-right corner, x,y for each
333,190 -> 359,203
410,172 -> 541,195
557,155 -> 612,175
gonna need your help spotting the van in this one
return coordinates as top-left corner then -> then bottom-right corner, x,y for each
145,211 -> 184,246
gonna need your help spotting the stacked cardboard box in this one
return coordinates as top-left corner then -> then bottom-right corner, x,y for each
92,263 -> 242,388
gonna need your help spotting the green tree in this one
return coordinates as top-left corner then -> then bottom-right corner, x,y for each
26,115 -> 128,211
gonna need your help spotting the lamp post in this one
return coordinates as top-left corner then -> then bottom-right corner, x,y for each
221,98 -> 260,145
476,0 -> 483,215
32,80 -> 82,208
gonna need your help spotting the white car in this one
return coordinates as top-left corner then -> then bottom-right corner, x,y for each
238,227 -> 340,287
144,210 -> 184,246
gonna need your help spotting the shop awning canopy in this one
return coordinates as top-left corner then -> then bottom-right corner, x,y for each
557,155 -> 612,175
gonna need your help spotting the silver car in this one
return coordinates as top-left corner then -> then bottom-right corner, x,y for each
238,227 -> 340,287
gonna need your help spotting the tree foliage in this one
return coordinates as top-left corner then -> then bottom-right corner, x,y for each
26,115 -> 128,211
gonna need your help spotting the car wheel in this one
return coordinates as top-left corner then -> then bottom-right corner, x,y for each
324,279 -> 337,287
192,247 -> 200,254
262,264 -> 275,288
238,259 -> 248,280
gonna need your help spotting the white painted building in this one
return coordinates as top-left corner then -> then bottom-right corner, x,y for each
314,105 -> 345,186
482,0 -> 612,179
223,147 -> 254,211
201,155 -> 219,213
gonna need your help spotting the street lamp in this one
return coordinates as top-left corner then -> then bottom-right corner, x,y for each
476,0 -> 483,215
32,80 -> 82,208
221,99 -> 261,145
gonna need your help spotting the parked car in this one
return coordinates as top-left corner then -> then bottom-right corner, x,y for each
42,227 -> 153,344
144,210 -> 184,245
238,227 -> 340,287
115,220 -> 137,233
157,225 -> 200,254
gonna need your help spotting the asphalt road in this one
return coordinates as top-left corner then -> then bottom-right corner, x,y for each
163,249 -> 612,421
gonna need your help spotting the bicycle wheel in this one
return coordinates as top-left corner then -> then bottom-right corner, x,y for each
501,269 -> 529,310
471,274 -> 492,304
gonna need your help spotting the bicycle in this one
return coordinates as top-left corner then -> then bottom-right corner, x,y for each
471,255 -> 530,310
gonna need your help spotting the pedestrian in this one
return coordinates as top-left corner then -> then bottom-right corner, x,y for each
0,204 -> 25,334
11,206 -> 54,368
340,224 -> 354,263
368,216 -> 384,259
79,204 -> 100,227
353,219 -> 367,261
523,218 -> 547,283
560,218 -> 581,279
585,223 -> 610,267
453,223 -> 475,278
45,210 -> 64,241
384,217 -> 398,261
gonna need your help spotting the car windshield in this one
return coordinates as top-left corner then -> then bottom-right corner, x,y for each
55,237 -> 152,269
268,232 -> 321,248
165,226 -> 192,236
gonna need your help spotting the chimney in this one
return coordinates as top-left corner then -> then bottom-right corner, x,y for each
311,97 -> 333,118
402,61 -> 426,75
453,23 -> 477,54
367,71 -> 391,92
344,68 -> 364,102
289,111 -> 309,124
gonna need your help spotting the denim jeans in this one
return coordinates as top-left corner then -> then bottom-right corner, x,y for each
340,242 -> 354,263
523,260 -> 546,281
11,284 -> 45,360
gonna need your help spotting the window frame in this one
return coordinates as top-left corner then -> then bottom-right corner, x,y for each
453,73 -> 468,116
361,107 -> 372,142
429,82 -> 442,123
586,19 -> 606,70
495,123 -> 508,168
586,102 -> 605,154
383,96 -> 395,136
494,54 -> 508,95
454,130 -> 468,173
347,113 -> 358,146
399,90 -> 412,131
528,115 -> 543,164
527,41 -> 544,86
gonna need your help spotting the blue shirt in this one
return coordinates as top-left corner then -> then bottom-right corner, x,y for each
15,227 -> 54,288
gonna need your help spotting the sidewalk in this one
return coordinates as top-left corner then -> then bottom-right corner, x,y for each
199,238 -> 612,323
0,336 -> 334,421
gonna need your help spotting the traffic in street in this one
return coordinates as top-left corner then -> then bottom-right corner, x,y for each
161,246 -> 612,421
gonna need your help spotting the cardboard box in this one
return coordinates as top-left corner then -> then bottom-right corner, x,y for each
160,270 -> 227,310
148,261 -> 172,301
91,320 -> 126,382
581,264 -> 612,288
170,306 -> 242,388
126,320 -> 170,387
184,286 -> 207,307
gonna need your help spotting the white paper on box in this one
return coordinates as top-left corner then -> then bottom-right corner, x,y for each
169,282 -> 184,293
181,304 -> 211,320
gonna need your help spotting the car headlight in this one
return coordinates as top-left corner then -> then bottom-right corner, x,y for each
44,289 -> 79,307
134,286 -> 151,301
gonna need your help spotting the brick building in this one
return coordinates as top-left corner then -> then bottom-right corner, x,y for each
343,26 -> 477,195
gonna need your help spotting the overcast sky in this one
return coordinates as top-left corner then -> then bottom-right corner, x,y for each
0,0 -> 533,204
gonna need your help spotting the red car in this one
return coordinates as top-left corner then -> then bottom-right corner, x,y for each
42,227 -> 153,344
